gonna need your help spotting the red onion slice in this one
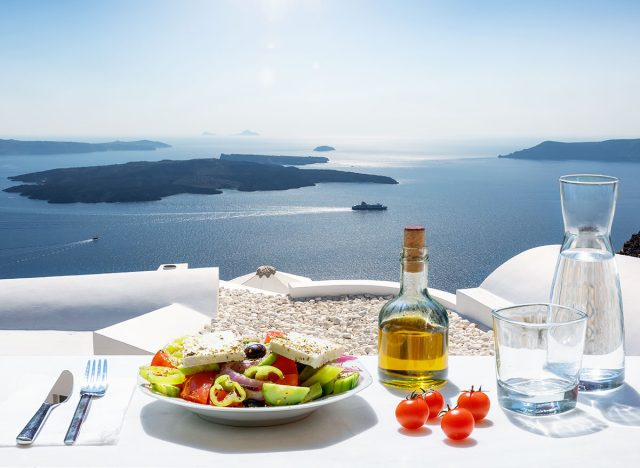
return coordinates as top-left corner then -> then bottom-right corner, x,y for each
334,355 -> 358,363
220,365 -> 264,389
229,360 -> 257,373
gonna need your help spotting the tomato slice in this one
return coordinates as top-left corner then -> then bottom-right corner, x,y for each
271,355 -> 298,375
180,371 -> 217,404
275,373 -> 299,386
213,389 -> 228,402
151,350 -> 176,368
264,330 -> 285,344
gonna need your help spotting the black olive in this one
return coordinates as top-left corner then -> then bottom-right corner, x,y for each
244,399 -> 265,407
244,343 -> 267,360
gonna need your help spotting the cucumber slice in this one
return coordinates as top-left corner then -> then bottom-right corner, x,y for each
302,383 -> 323,402
150,383 -> 181,398
263,383 -> 310,406
322,380 -> 335,395
301,365 -> 342,387
332,371 -> 360,395
178,363 -> 220,375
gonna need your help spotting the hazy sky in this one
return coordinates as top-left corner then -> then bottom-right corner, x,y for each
1,0 -> 639,139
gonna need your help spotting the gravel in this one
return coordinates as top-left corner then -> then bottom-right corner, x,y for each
204,287 -> 494,356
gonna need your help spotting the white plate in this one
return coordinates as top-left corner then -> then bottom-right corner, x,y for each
138,360 -> 373,426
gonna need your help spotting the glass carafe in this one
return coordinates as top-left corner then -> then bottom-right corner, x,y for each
550,174 -> 625,391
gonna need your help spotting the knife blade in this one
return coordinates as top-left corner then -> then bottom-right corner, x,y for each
16,370 -> 74,445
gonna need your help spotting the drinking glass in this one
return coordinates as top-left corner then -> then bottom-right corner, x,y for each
492,303 -> 587,416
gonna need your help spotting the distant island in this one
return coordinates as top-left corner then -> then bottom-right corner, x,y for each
4,158 -> 397,203
220,154 -> 329,165
314,145 -> 335,152
201,131 -> 215,136
499,139 -> 640,161
0,139 -> 171,156
235,130 -> 259,136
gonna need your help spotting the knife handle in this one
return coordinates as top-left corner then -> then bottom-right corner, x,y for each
64,394 -> 93,445
16,402 -> 54,445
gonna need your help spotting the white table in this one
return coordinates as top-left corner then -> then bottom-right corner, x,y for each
2,356 -> 639,467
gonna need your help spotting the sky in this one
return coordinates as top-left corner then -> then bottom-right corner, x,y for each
1,0 -> 639,140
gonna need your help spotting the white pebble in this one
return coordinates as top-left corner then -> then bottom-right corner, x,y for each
208,287 -> 494,356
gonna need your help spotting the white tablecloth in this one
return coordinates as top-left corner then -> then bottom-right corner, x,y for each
1,355 -> 638,467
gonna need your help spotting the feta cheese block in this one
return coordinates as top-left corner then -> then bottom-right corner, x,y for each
181,331 -> 246,367
268,332 -> 344,368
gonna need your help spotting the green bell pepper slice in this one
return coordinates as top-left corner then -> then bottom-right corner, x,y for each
210,374 -> 247,407
244,365 -> 284,381
139,366 -> 186,386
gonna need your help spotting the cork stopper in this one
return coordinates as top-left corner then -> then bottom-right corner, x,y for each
403,225 -> 425,248
402,226 -> 426,273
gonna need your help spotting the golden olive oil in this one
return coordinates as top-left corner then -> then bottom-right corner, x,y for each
377,226 -> 449,389
378,315 -> 448,388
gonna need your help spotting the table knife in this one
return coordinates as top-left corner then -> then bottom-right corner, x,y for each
16,370 -> 73,445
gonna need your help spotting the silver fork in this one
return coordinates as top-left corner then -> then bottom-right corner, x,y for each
64,359 -> 108,445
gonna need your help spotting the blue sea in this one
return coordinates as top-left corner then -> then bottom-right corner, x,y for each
1,136 -> 638,292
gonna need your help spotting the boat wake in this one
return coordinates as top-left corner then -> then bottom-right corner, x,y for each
145,206 -> 352,224
0,237 -> 98,267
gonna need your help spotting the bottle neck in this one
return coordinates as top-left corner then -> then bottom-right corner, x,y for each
399,247 -> 429,297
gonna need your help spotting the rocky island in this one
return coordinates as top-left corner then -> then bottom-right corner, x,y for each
620,232 -> 640,258
314,145 -> 335,152
0,139 -> 171,156
4,158 -> 398,203
499,139 -> 640,161
220,154 -> 329,165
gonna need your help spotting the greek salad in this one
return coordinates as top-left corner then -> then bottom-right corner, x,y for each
139,330 -> 362,407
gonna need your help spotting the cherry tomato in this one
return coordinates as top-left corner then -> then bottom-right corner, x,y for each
420,389 -> 445,419
441,407 -> 474,440
150,350 -> 175,368
395,395 -> 430,430
457,386 -> 490,422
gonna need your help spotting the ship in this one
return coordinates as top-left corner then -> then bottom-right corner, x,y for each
351,201 -> 387,211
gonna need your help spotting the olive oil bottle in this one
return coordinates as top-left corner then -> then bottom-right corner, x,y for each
378,226 -> 449,388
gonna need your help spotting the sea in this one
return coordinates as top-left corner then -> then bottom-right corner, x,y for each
1,136 -> 638,293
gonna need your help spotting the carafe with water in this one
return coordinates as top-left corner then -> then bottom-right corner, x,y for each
550,174 -> 624,391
